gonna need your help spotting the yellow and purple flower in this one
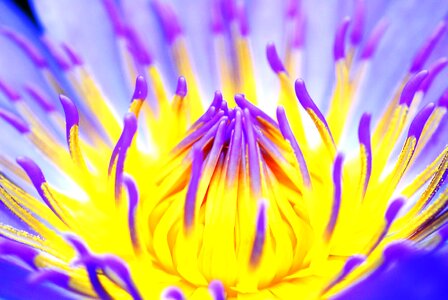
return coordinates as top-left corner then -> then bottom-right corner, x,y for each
0,0 -> 447,299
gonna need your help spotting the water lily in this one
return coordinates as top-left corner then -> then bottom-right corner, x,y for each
0,0 -> 447,299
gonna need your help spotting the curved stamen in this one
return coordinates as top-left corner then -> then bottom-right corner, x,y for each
326,154 -> 344,240
250,200 -> 267,267
410,21 -> 447,73
333,17 -> 351,61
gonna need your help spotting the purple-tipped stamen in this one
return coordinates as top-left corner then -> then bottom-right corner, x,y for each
266,43 -> 286,73
40,37 -> 71,71
242,108 -> 262,195
125,26 -> 153,65
0,239 -> 39,270
209,280 -> 226,300
211,0 -> 224,33
385,198 -> 405,226
250,200 -> 267,266
350,0 -> 365,45
152,1 -> 182,45
418,57 -> 448,93
221,0 -> 237,22
407,103 -> 435,141
102,0 -> 127,36
59,95 -> 79,143
115,113 -> 138,201
286,0 -> 299,18
24,84 -> 55,112
324,255 -> 365,293
292,12 -> 306,48
367,198 -> 405,255
0,79 -> 20,101
438,89 -> 448,109
276,106 -> 311,187
184,148 -> 203,231
132,75 -> 148,100
163,286 -> 185,300
326,154 -> 344,239
333,17 -> 351,61
226,109 -> 242,181
175,76 -> 188,97
237,4 -> 249,36
0,109 -> 30,133
123,175 -> 139,249
360,19 -> 389,59
234,94 -> 277,126
398,70 -> 428,107
410,21 -> 447,73
295,79 -> 335,144
358,113 -> 372,196
98,256 -> 142,300
66,235 -> 112,300
16,157 -> 60,218
61,43 -> 83,66
0,27 -> 47,68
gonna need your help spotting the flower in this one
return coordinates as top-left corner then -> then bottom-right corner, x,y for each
0,0 -> 447,299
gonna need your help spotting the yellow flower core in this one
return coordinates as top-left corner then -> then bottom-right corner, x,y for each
0,2 -> 447,300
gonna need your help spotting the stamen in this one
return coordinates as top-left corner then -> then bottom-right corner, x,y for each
398,70 -> 428,107
408,103 -> 436,141
96,256 -> 142,300
152,1 -> 182,45
40,37 -> 71,71
350,0 -> 365,45
358,113 -> 372,197
24,84 -> 56,112
333,17 -> 351,61
276,106 -> 311,188
237,4 -> 249,36
102,0 -> 126,36
208,280 -> 226,300
125,27 -> 153,66
0,79 -> 20,101
0,27 -> 47,68
59,95 -> 79,145
250,200 -> 267,267
175,76 -> 187,97
368,198 -> 404,254
418,57 -> 448,93
266,43 -> 286,74
322,255 -> 365,295
295,79 -> 336,156
242,108 -> 262,196
326,154 -> 344,240
61,43 -> 83,66
410,21 -> 447,73
184,148 -> 203,232
66,234 -> 112,300
162,286 -> 185,300
123,175 -> 140,250
15,157 -> 60,218
115,113 -> 138,202
0,108 -> 30,134
360,20 -> 389,60
129,75 -> 148,116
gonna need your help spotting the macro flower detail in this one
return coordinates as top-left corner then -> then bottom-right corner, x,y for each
0,0 -> 447,299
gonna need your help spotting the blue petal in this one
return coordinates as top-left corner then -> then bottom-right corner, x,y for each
29,0 -> 130,113
0,258 -> 73,299
334,247 -> 448,300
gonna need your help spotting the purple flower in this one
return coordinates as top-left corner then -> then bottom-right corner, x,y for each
0,0 -> 447,299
